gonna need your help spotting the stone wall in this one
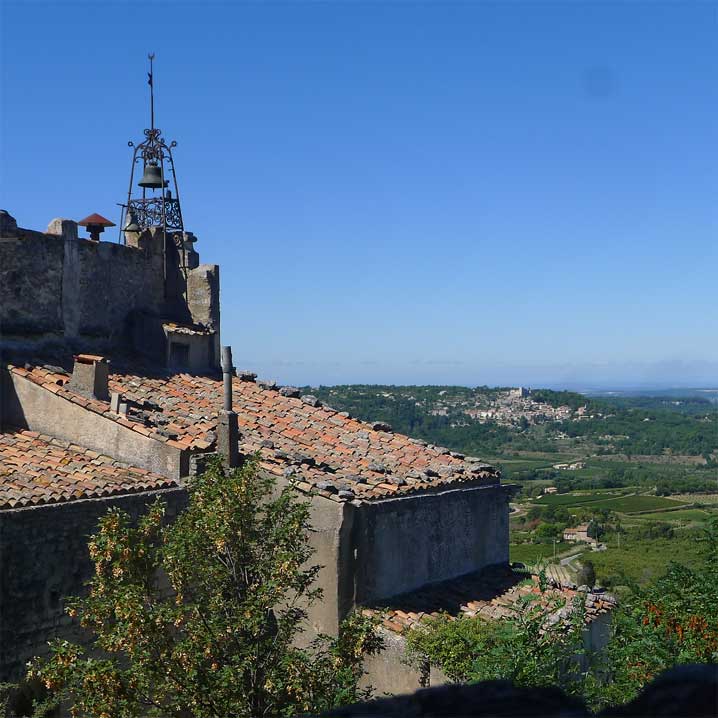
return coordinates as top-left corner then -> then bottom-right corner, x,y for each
75,237 -> 165,340
298,484 -> 512,642
353,484 -> 511,603
187,264 -> 221,367
0,487 -> 188,681
0,233 -> 64,337
360,629 -> 448,696
1,369 -> 186,479
0,215 -> 220,367
0,224 -> 164,352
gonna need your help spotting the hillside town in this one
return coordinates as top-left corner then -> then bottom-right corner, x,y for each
419,387 -> 595,427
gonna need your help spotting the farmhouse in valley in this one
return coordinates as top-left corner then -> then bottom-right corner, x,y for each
563,524 -> 596,545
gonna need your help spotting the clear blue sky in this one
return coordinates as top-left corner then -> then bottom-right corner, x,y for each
1,1 -> 716,389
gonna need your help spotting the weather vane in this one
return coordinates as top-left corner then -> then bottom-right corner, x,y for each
148,52 -> 155,130
119,53 -> 185,244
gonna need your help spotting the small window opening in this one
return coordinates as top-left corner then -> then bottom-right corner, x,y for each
169,341 -> 190,368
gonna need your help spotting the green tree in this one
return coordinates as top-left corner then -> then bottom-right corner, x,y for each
534,522 -> 564,542
28,458 -> 382,718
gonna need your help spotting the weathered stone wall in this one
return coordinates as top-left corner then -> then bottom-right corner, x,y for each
1,369 -> 186,479
75,238 -> 165,341
165,329 -> 215,373
187,264 -> 221,365
187,265 -> 220,331
360,629 -> 448,696
0,487 -> 188,682
0,218 -> 219,367
0,227 -> 165,352
303,495 -> 351,637
0,233 -> 64,337
353,485 -> 511,603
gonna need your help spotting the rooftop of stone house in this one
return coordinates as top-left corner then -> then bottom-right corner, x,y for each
362,565 -> 617,635
4,357 -> 501,503
163,322 -> 215,336
0,428 -> 178,510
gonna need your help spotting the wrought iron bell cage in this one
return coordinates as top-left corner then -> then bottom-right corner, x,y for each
119,54 -> 185,243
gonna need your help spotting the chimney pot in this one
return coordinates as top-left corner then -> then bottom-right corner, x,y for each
110,391 -> 122,414
221,346 -> 233,411
217,345 -> 239,467
67,354 -> 110,401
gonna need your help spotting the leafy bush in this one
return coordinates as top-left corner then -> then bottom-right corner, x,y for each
405,591 -> 585,691
586,517 -> 718,709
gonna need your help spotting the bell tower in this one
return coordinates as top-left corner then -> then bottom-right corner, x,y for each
120,54 -> 185,243
117,55 -> 220,373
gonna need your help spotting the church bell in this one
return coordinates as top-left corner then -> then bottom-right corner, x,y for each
138,161 -> 165,189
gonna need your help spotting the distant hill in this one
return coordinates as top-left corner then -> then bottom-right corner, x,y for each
301,385 -> 717,459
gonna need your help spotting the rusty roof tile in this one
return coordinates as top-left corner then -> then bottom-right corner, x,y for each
364,566 -> 616,635
0,429 -> 178,510
7,361 -> 502,502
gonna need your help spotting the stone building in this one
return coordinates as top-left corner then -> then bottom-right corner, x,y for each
563,524 -> 595,545
0,209 -> 219,373
0,203 -> 613,689
0,182 -> 519,684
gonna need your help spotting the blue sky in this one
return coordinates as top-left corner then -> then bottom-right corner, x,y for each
1,1 -> 716,388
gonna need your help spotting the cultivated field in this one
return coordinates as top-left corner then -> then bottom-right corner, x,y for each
534,492 -> 688,514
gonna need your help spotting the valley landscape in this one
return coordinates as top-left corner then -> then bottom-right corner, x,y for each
303,384 -> 718,588
2,1 -> 716,714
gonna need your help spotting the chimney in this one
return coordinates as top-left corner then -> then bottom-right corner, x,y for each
217,346 -> 239,467
67,354 -> 110,401
46,218 -> 78,241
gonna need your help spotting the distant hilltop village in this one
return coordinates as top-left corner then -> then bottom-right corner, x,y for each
444,387 -> 580,426
0,71 -> 612,692
324,385 -> 595,429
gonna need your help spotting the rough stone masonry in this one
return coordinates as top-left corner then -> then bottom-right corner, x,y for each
0,210 -> 220,371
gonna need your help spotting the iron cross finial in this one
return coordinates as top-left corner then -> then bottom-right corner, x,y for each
147,53 -> 155,130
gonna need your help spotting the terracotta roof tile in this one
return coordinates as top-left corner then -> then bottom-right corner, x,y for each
364,566 -> 617,634
0,429 -> 178,509
7,361 -> 502,502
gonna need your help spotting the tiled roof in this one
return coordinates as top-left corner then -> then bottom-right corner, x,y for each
363,566 -> 616,634
163,322 -> 215,336
0,429 -> 178,510
5,361 -> 501,502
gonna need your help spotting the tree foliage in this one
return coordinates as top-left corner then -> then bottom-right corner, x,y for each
405,590 -> 586,692
28,458 -> 382,718
588,516 -> 718,708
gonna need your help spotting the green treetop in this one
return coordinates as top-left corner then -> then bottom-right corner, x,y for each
28,458 -> 382,718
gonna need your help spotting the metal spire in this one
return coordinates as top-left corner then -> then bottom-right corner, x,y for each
148,53 -> 155,131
